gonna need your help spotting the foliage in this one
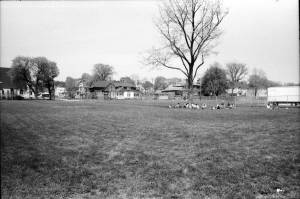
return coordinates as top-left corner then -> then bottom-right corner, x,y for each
146,0 -> 227,94
9,56 -> 59,99
201,63 -> 228,96
267,80 -> 282,87
9,56 -> 40,95
55,81 -> 66,87
92,63 -> 114,82
142,81 -> 154,90
81,73 -> 93,86
33,57 -> 59,100
65,77 -> 77,98
154,76 -> 168,90
248,69 -> 269,96
120,76 -> 135,85
283,82 -> 300,86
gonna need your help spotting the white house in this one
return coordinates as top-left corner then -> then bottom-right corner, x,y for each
55,86 -> 66,97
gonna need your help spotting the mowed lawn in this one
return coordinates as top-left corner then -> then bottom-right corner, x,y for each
1,100 -> 299,199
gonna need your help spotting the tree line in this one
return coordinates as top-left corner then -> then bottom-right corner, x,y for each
149,61 -> 283,97
199,62 -> 282,97
8,55 -> 295,100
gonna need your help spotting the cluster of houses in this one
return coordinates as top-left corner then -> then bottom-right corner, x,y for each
0,67 -> 141,100
0,66 -> 268,100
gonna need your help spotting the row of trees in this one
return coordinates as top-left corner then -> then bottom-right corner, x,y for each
200,62 -> 282,96
9,56 -> 59,99
61,59 -> 281,98
8,55 -> 282,100
149,61 -> 282,97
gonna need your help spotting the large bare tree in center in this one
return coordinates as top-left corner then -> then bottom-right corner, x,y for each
146,0 -> 227,98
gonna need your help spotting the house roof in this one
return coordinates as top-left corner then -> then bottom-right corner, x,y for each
114,81 -> 135,88
0,67 -> 22,89
90,80 -> 136,89
90,81 -> 113,88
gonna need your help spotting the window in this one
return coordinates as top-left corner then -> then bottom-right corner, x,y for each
127,92 -> 130,97
20,90 -> 23,95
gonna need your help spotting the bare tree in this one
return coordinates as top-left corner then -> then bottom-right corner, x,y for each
225,62 -> 248,94
248,68 -> 268,97
146,0 -> 227,98
92,63 -> 114,82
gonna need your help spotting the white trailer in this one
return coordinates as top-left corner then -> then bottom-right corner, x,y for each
267,86 -> 300,107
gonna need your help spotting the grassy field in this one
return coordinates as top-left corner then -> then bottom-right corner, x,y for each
1,100 -> 299,199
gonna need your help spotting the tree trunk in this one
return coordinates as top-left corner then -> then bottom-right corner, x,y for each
187,76 -> 194,102
29,86 -> 38,99
49,89 -> 52,100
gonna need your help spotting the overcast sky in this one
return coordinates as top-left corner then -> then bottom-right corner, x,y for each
0,0 -> 299,83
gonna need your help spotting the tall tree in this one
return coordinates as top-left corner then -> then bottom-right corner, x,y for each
8,56 -> 40,98
92,64 -> 114,82
225,62 -> 248,94
120,76 -> 135,85
154,76 -> 168,91
201,63 -> 228,96
35,57 -> 59,100
146,0 -> 227,98
9,56 -> 59,99
55,81 -> 66,87
248,69 -> 269,97
81,73 -> 93,86
142,81 -> 154,90
65,77 -> 77,98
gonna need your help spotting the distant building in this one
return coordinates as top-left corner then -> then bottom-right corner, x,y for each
136,83 -> 145,93
161,83 -> 201,99
55,86 -> 66,98
89,80 -> 139,100
226,88 -> 247,96
246,88 -> 268,98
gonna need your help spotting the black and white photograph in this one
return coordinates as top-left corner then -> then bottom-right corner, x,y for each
0,0 -> 299,198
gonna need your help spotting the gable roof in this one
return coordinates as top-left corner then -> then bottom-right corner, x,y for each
0,67 -> 22,89
90,80 -> 113,88
90,80 -> 136,89
114,81 -> 135,88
